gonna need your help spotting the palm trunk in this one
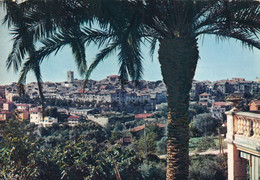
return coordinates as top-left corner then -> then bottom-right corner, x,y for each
158,37 -> 199,180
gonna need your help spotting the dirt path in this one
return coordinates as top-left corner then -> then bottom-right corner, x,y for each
159,149 -> 227,159
190,149 -> 227,156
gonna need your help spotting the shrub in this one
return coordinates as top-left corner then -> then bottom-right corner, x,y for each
192,113 -> 220,136
197,136 -> 217,152
189,155 -> 227,180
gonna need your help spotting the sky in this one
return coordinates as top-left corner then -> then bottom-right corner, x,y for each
0,9 -> 260,85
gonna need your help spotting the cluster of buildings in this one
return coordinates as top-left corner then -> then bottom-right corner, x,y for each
190,77 -> 260,121
3,72 -> 167,113
0,72 -> 167,127
0,73 -> 260,126
190,78 -> 260,101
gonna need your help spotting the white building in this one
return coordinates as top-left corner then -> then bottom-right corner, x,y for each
69,108 -> 95,116
39,117 -> 58,127
16,104 -> 29,111
30,108 -> 42,124
199,93 -> 214,104
67,115 -> 81,126
210,102 -> 232,121
30,108 -> 58,127
5,89 -> 18,102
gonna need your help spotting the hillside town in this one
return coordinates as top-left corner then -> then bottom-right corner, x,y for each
0,71 -> 260,128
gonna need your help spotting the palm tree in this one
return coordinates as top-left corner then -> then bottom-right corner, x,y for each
2,0 -> 260,179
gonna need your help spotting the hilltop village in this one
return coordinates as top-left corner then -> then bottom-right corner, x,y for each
0,71 -> 260,127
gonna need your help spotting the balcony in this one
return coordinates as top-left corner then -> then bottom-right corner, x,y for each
225,109 -> 260,180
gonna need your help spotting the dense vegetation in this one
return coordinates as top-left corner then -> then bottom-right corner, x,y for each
0,118 -> 165,179
0,112 -> 227,179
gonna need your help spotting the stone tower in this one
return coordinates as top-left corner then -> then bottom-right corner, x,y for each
67,71 -> 74,82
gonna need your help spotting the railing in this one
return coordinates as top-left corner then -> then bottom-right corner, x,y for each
235,113 -> 260,138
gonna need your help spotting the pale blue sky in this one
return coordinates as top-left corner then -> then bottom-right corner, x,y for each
0,9 -> 259,85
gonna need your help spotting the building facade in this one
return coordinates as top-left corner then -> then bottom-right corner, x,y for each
226,109 -> 260,180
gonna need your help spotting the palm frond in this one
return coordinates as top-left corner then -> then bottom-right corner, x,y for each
70,40 -> 87,76
34,65 -> 45,119
81,27 -> 112,48
4,7 -> 35,72
6,33 -> 27,72
18,53 -> 45,119
195,0 -> 260,50
207,30 -> 260,50
82,42 -> 118,96
118,37 -> 143,84
148,37 -> 157,62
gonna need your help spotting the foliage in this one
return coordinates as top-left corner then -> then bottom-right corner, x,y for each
189,136 -> 218,153
45,108 -> 59,118
108,115 -> 135,124
102,145 -> 143,180
252,92 -> 260,100
137,125 -> 161,156
155,103 -> 168,119
189,103 -> 209,122
12,95 -> 34,104
0,118 -> 143,179
189,122 -> 202,137
0,119 -> 42,179
192,113 -> 220,136
196,136 -> 217,152
140,160 -> 166,180
156,137 -> 167,155
189,155 -> 227,180
110,130 -> 124,142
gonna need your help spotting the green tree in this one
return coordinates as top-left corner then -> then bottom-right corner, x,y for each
2,1 -> 260,179
0,118 -> 143,179
140,160 -> 166,180
0,119 -> 43,179
189,155 -> 227,180
137,125 -> 161,156
45,107 -> 58,118
156,137 -> 167,155
192,113 -> 220,136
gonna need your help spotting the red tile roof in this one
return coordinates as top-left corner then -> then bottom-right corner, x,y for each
68,116 -> 80,119
77,89 -> 87,94
29,107 -> 42,112
108,75 -> 119,78
100,85 -> 106,89
156,123 -> 165,128
199,93 -> 211,96
0,111 -> 11,115
249,100 -> 260,106
5,101 -> 14,104
135,113 -> 153,119
17,109 -> 29,113
213,102 -> 231,107
131,123 -> 165,132
131,125 -> 145,132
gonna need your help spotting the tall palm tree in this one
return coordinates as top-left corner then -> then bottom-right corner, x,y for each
2,0 -> 260,179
